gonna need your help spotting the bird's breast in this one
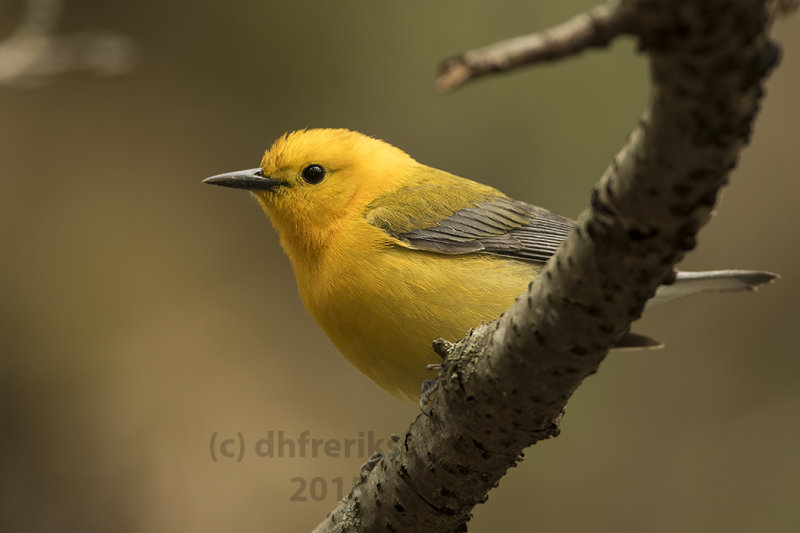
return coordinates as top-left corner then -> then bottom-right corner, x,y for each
293,228 -> 541,400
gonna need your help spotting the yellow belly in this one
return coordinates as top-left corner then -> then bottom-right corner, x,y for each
298,246 -> 541,401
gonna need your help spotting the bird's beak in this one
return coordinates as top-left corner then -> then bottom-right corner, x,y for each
202,168 -> 285,191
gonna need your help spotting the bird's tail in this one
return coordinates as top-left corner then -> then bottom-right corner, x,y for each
616,269 -> 777,349
648,269 -> 778,308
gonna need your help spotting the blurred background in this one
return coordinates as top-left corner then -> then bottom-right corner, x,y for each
0,1 -> 797,531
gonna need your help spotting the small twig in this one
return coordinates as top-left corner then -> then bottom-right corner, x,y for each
0,0 -> 137,86
436,0 -> 633,91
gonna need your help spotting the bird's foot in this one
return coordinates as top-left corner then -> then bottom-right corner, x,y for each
419,374 -> 440,416
359,435 -> 400,481
359,452 -> 384,481
432,339 -> 453,359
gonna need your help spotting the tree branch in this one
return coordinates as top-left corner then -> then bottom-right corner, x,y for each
436,0 -> 633,91
315,1 -> 785,531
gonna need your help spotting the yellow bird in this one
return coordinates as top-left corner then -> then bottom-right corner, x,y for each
204,128 -> 775,401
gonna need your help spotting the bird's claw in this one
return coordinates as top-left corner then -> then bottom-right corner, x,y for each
419,378 -> 440,416
359,452 -> 384,481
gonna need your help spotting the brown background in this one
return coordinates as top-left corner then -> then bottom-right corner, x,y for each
1,1 -> 798,531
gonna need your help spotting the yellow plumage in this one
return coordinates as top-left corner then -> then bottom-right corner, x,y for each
255,130 -> 541,399
204,128 -> 775,401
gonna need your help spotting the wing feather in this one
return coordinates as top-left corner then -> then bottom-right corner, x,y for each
365,183 -> 575,264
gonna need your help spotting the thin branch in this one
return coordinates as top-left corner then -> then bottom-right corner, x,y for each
0,0 -> 137,86
436,0 -> 633,91
314,1 -> 784,531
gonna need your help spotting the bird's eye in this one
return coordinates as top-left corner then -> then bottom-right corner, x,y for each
301,164 -> 326,184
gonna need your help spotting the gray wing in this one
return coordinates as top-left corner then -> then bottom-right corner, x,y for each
379,196 -> 575,264
370,193 -> 661,349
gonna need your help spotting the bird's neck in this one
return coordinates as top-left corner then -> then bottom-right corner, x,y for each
258,202 -> 340,276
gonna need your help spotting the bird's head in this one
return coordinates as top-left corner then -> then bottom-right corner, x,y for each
204,128 -> 416,262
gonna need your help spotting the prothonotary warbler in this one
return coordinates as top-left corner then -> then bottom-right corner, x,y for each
204,128 -> 776,401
